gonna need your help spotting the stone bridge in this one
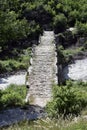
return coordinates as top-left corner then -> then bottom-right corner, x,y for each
26,31 -> 57,107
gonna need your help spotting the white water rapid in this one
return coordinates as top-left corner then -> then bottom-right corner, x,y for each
63,58 -> 87,82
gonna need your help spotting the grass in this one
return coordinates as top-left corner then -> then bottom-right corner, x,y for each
1,118 -> 87,130
64,119 -> 87,130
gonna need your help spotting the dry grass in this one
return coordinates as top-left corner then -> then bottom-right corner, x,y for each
1,116 -> 87,130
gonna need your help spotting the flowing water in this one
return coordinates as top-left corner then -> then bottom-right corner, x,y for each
63,58 -> 87,82
0,71 -> 26,90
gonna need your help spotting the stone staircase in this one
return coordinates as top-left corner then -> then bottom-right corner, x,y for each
26,31 -> 57,107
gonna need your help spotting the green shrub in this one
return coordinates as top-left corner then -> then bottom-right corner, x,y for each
57,45 -> 85,66
75,21 -> 87,36
53,13 -> 67,34
0,84 -> 27,110
68,10 -> 79,26
0,60 -> 26,73
0,47 -> 31,73
1,93 -> 23,108
46,81 -> 87,118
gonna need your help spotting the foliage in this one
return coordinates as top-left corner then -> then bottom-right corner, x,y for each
68,10 -> 79,26
53,13 -> 67,33
0,60 -> 24,73
75,21 -> 87,36
0,0 -> 43,54
57,44 -> 87,66
0,10 -> 29,45
46,81 -> 87,118
0,48 -> 31,73
63,47 -> 84,59
1,0 -> 87,42
0,0 -> 87,74
0,84 -> 27,110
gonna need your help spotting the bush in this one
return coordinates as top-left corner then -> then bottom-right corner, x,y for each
0,60 -> 26,73
68,10 -> 79,26
0,11 -> 30,44
0,47 -> 31,73
0,84 -> 27,110
75,21 -> 87,36
53,13 -> 67,34
46,81 -> 87,118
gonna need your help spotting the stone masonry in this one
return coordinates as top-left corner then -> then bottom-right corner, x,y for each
26,31 -> 57,107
